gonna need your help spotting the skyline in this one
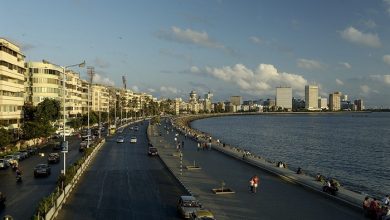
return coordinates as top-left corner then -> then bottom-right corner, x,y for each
2,0 -> 390,107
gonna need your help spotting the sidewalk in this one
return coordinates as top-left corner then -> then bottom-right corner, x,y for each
148,122 -> 365,220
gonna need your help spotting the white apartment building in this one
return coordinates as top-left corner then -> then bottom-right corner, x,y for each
305,85 -> 319,110
329,92 -> 341,111
65,70 -> 84,117
318,97 -> 328,110
276,87 -> 292,110
25,61 -> 61,106
0,38 -> 26,130
91,84 -> 109,113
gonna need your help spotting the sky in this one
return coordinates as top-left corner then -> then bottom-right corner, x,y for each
2,0 -> 390,108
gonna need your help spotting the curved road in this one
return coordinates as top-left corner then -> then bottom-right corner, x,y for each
0,135 -> 84,219
57,122 -> 187,219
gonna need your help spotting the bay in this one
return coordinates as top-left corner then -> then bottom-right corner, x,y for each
191,112 -> 390,198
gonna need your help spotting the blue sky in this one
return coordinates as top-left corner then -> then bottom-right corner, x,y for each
2,0 -> 390,107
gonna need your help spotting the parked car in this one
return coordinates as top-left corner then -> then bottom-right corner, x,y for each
48,141 -> 62,151
148,147 -> 158,156
47,153 -> 60,164
0,159 -> 9,169
177,196 -> 202,219
190,209 -> 215,220
116,136 -> 125,143
12,153 -> 22,161
27,147 -> 37,156
134,126 -> 139,131
3,155 -> 17,167
130,137 -> 137,143
18,150 -> 29,159
34,164 -> 51,177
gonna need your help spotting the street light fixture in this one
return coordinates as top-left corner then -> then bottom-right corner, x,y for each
42,59 -> 85,175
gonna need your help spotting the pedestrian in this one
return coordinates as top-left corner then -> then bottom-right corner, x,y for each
197,142 -> 201,151
181,140 -> 184,148
383,195 -> 390,206
253,175 -> 259,193
249,177 -> 254,193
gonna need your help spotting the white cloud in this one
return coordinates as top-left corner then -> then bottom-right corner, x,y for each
190,63 -> 308,96
93,58 -> 110,69
336,79 -> 344,85
385,0 -> 390,15
92,74 -> 115,86
160,86 -> 179,94
157,26 -> 225,49
249,36 -> 262,44
369,75 -> 390,85
340,26 -> 381,48
339,62 -> 351,69
383,55 -> 390,65
147,88 -> 156,93
360,85 -> 371,95
297,58 -> 322,70
362,19 -> 377,29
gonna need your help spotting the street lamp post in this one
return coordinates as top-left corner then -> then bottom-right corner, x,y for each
62,61 -> 85,175
44,60 -> 85,175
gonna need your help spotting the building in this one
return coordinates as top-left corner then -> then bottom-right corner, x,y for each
65,70 -> 84,117
354,99 -> 364,111
318,97 -> 328,110
25,61 -> 61,106
91,84 -> 109,113
276,87 -> 292,111
230,96 -> 242,106
0,38 -> 26,130
305,85 -> 319,110
329,92 -> 341,111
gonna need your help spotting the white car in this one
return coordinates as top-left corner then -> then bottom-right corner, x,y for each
116,136 -> 125,143
130,137 -> 137,143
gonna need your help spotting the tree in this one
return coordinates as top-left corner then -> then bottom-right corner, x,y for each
69,117 -> 83,130
22,121 -> 54,140
0,128 -> 12,148
35,98 -> 61,122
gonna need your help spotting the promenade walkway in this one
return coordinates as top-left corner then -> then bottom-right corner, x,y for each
149,122 -> 365,220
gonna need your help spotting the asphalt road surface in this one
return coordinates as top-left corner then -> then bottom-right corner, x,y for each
57,122 -> 187,220
0,135 -> 84,219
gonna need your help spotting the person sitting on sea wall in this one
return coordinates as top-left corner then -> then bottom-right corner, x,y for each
277,161 -> 286,168
315,173 -> 326,182
383,195 -> 390,206
363,196 -> 373,217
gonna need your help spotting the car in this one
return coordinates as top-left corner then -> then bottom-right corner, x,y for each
48,141 -> 62,151
3,155 -> 17,167
12,153 -> 22,161
148,147 -> 158,156
18,150 -> 29,159
34,164 -> 51,177
47,153 -> 60,164
0,159 -> 9,169
79,141 -> 88,152
177,196 -> 202,219
116,136 -> 125,143
130,137 -> 137,143
117,129 -> 124,134
190,209 -> 215,220
129,126 -> 133,130
134,126 -> 139,131
27,147 -> 37,155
